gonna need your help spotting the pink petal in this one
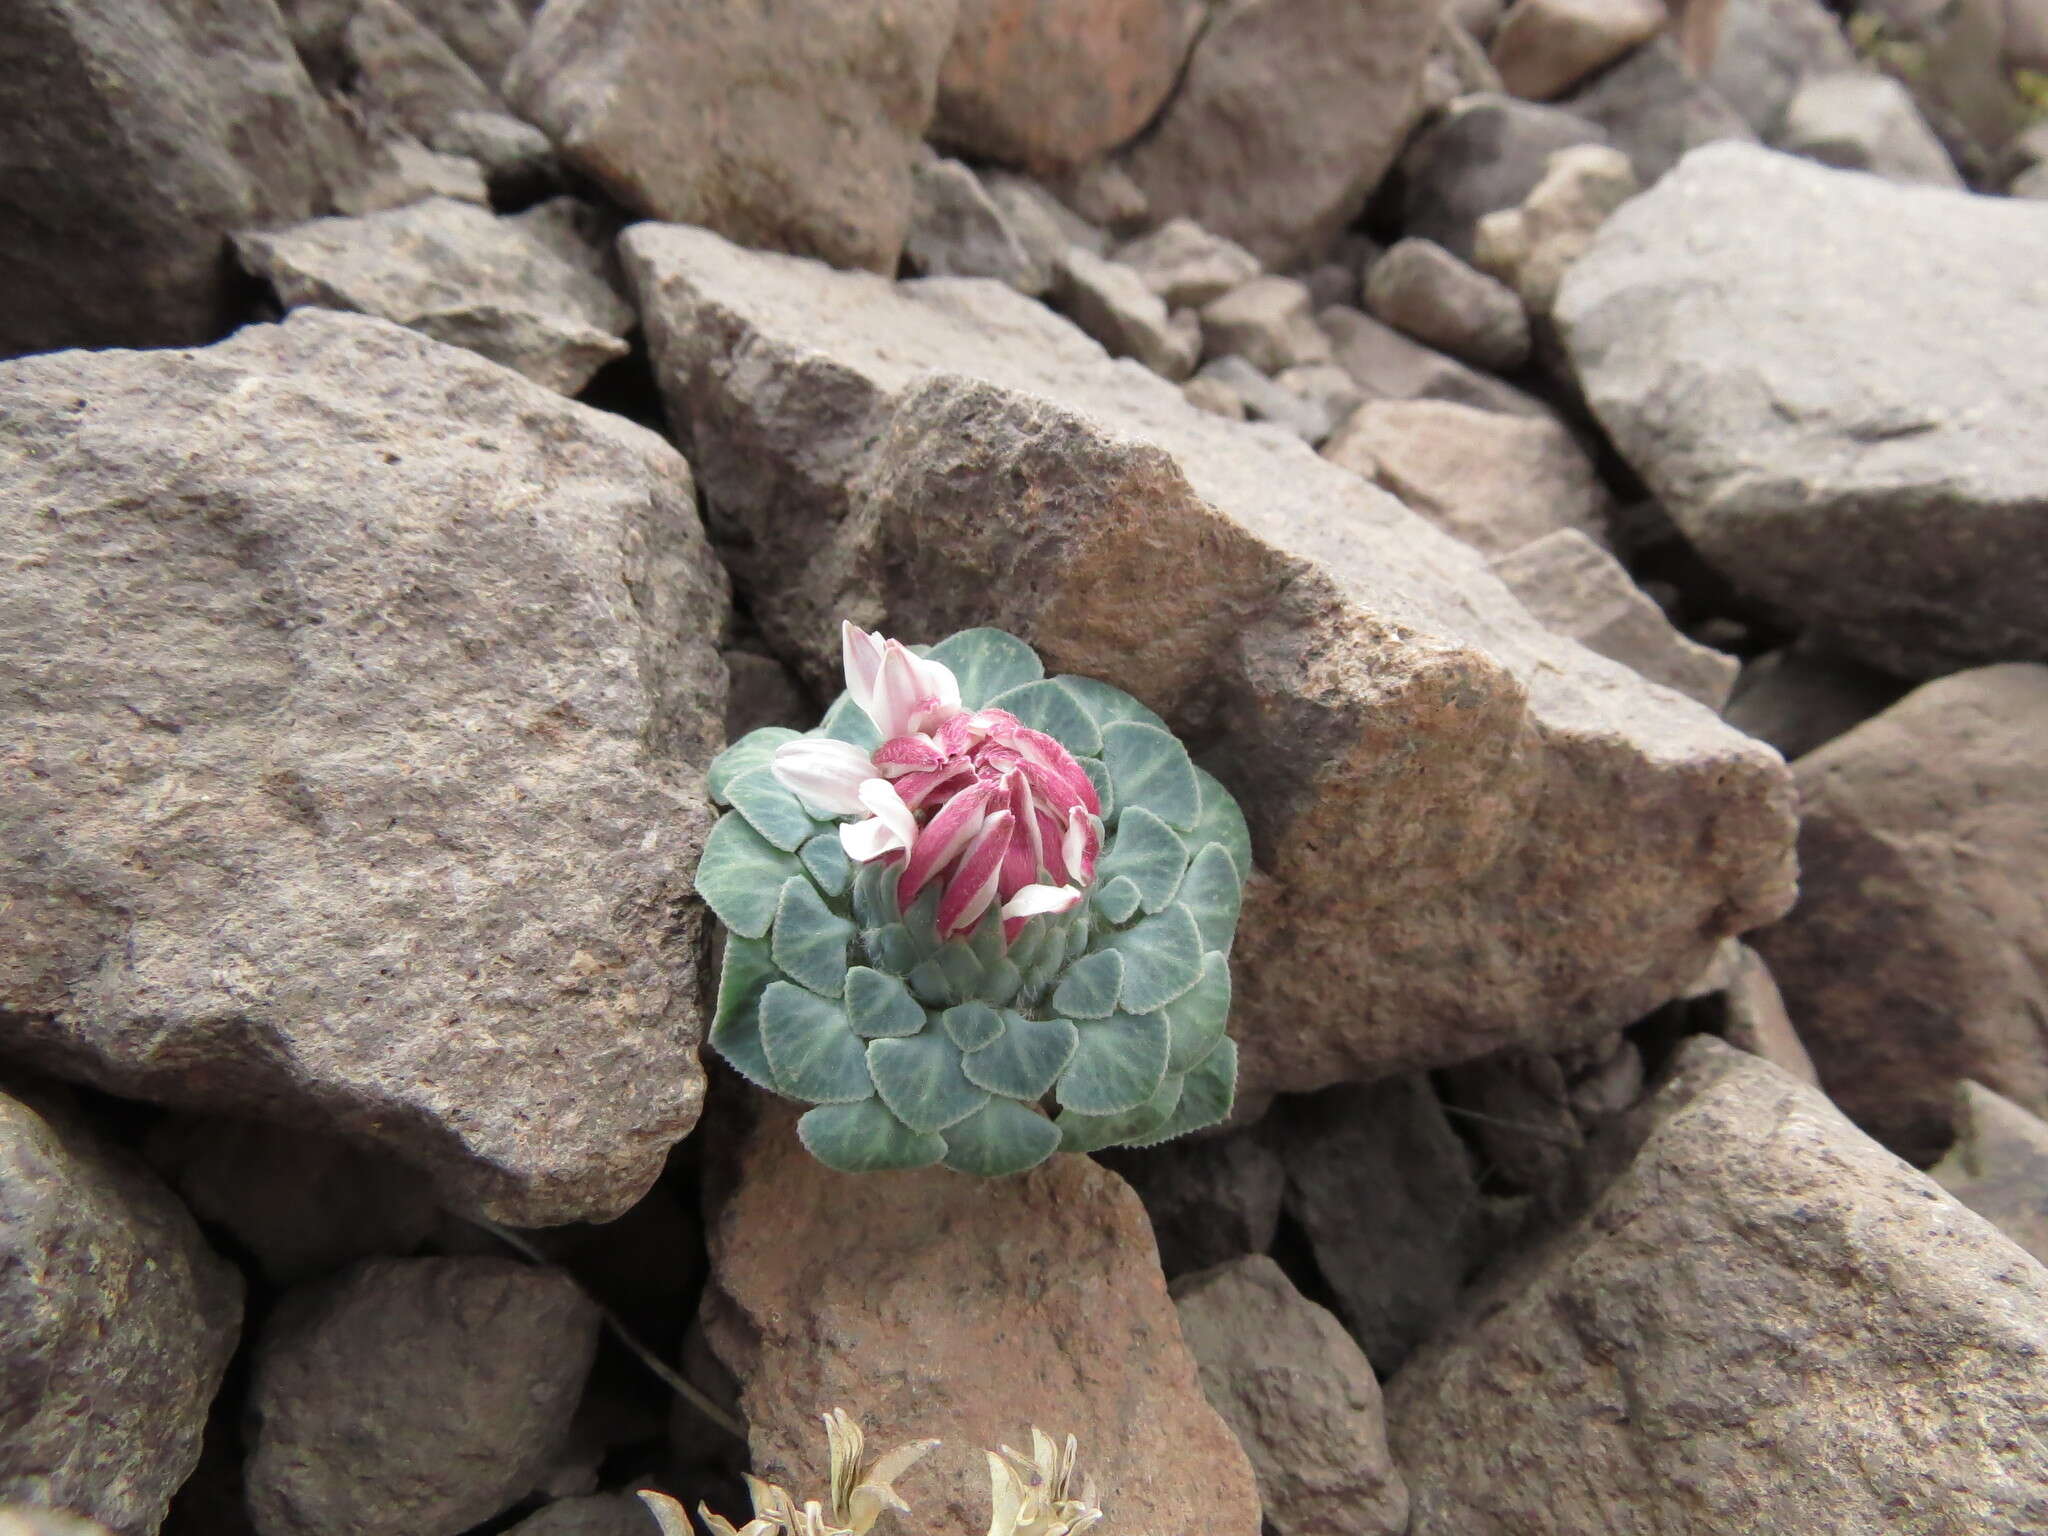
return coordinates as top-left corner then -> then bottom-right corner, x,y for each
866,642 -> 928,740
1036,808 -> 1071,885
770,737 -> 878,816
1063,810 -> 1103,886
1013,728 -> 1100,815
872,734 -> 946,775
894,762 -> 975,812
897,782 -> 993,908
937,811 -> 1014,937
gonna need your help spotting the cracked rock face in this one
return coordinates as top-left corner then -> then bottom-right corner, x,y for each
622,224 -> 1796,1097
0,309 -> 729,1224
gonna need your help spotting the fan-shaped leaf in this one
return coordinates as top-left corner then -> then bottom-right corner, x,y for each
800,831 -> 853,896
940,1000 -> 1006,1051
1092,876 -> 1142,925
926,628 -> 1043,708
709,935 -> 781,1091
1163,951 -> 1231,1073
772,877 -> 854,997
961,1013 -> 1078,1101
845,966 -> 928,1039
1057,1010 -> 1171,1115
1097,806 -> 1188,915
941,1098 -> 1062,1177
1125,1037 -> 1236,1147
708,726 -> 802,805
1101,904 -> 1204,1012
1051,949 -> 1124,1019
1185,766 -> 1253,882
1055,675 -> 1168,732
1175,842 -> 1244,953
984,680 -> 1102,756
759,982 -> 873,1103
868,1032 -> 991,1133
1101,720 -> 1201,830
725,765 -> 820,852
820,692 -> 882,751
798,1098 -> 946,1172
1056,1070 -> 1182,1153
696,813 -> 803,939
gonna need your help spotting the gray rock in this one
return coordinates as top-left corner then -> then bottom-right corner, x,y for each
0,1081 -> 242,1536
1931,1080 -> 2048,1267
333,135 -> 492,215
505,1495 -> 655,1536
1115,217 -> 1264,309
1748,665 -> 2048,1163
982,170 -> 1098,263
1364,237 -> 1531,372
0,309 -> 728,1223
1324,400 -> 1609,557
346,0 -> 503,144
1173,1256 -> 1410,1536
246,1257 -> 602,1536
235,196 -> 633,394
934,0 -> 1202,171
1703,940 -> 1820,1086
0,0 -> 352,356
1395,93 -> 1612,261
0,1511 -> 118,1536
426,108 -> 558,194
904,155 -> 1055,294
1723,643 -> 1908,760
404,0 -> 530,87
1319,304 -> 1552,416
1274,363 -> 1366,432
1182,372 -> 1250,419
2015,161 -> 2048,198
1099,1131 -> 1286,1276
1706,0 -> 1857,138
722,650 -> 814,739
620,224 -> 1796,1096
1488,0 -> 1667,101
1199,356 -> 1344,442
1436,1048 -> 1582,1199
507,0 -> 957,273
1472,143 -> 1638,315
1199,275 -> 1334,373
1493,529 -> 1738,707
1053,247 -> 1199,378
1560,36 -> 1757,183
1779,71 -> 1964,186
144,1116 -> 440,1287
1557,144 -> 2048,676
1388,1037 -> 2048,1536
1117,0 -> 1444,268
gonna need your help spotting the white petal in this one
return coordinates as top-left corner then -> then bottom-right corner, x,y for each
999,883 -> 1083,921
919,652 -> 962,712
840,816 -> 901,863
770,737 -> 876,816
857,777 -> 919,849
1060,812 -> 1088,878
842,621 -> 886,714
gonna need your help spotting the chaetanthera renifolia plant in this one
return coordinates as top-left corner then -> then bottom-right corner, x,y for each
694,623 -> 1248,1176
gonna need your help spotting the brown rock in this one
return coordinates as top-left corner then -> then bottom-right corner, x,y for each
1098,1130 -> 1286,1277
507,0 -> 957,273
1749,665 -> 2048,1163
0,309 -> 728,1224
621,225 -> 1796,1097
0,1081 -> 243,1536
935,0 -> 1201,171
1053,247 -> 1200,378
1318,304 -> 1551,417
1489,0 -> 1668,101
1684,939 -> 1819,1085
1115,217 -> 1264,309
1117,0 -> 1443,269
1362,238 -> 1530,374
1173,1256 -> 1409,1536
1198,276 -> 1334,373
1387,1037 -> 2048,1535
1325,400 -> 1609,558
1722,644 -> 1908,761
1930,1080 -> 2048,1267
703,1111 -> 1263,1536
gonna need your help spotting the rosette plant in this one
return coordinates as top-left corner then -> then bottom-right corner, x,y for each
695,624 -> 1248,1175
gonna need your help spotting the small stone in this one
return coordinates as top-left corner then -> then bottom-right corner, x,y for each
0,1511 -> 118,1536
1199,275 -> 1334,373
904,155 -> 1055,294
1708,941 -> 1820,1087
1437,1049 -> 1582,1199
247,1257 -> 601,1536
1274,362 -> 1366,432
334,135 -> 491,215
1493,529 -> 1738,707
1396,92 -> 1612,260
1182,372 -> 1248,419
1930,1081 -> 2048,1268
1705,0 -> 1856,138
1115,217 -> 1264,308
1722,645 -> 1908,761
1200,356 -> 1343,443
1319,304 -> 1551,416
1560,36 -> 1757,183
426,109 -> 558,197
1099,1131 -> 1285,1276
1324,400 -> 1608,557
1053,246 -> 1199,378
2014,162 -> 2048,198
1473,143 -> 1638,314
1489,0 -> 1668,101
983,169 -> 1108,257
1364,238 -> 1531,373
1173,1256 -> 1410,1536
1779,71 -> 1964,187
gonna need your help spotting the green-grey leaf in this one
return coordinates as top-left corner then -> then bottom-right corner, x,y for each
1175,842 -> 1243,953
867,1032 -> 991,1133
1051,949 -> 1124,1019
967,908 -> 1009,975
759,982 -> 874,1104
844,966 -> 928,1039
695,813 -> 803,939
1080,757 -> 1114,822
1092,876 -> 1142,925
939,1000 -> 1005,1051
1057,1009 -> 1171,1115
1097,806 -> 1188,915
908,940 -> 982,1008
976,955 -> 1025,1006
926,627 -> 1043,708
800,831 -> 853,896
862,924 -> 920,976
798,1098 -> 946,1173
1186,766 -> 1254,883
1163,951 -> 1231,1073
1056,1070 -> 1181,1153
708,726 -> 803,805
771,877 -> 854,997
942,1098 -> 1062,1177
709,935 -> 781,1091
962,1013 -> 1078,1100
1055,675 -> 1168,732
820,692 -> 882,751
1006,916 -> 1049,973
850,855 -> 898,930
725,765 -> 820,853
1101,720 -> 1201,831
1101,904 -> 1204,1012
1126,1036 -> 1236,1147
984,679 -> 1102,756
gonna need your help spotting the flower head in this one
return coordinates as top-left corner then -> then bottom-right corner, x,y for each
985,1429 -> 1102,1536
772,624 -> 1103,942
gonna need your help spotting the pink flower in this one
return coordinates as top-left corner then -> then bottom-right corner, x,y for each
772,623 -> 1103,941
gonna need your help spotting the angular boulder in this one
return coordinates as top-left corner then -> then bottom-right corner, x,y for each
623,223 -> 1796,1095
704,1111 -> 1263,1536
1560,143 -> 2048,677
1388,1038 -> 2048,1534
1931,1080 -> 2048,1267
0,1080 -> 242,1536
0,309 -> 729,1223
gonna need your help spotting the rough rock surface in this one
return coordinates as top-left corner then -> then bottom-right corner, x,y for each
1116,218 -> 1264,309
0,1080 -> 242,1536
1395,93 -> 1611,261
1489,0 -> 1667,101
0,309 -> 728,1224
1748,665 -> 2048,1163
1324,400 -> 1610,558
1200,276 -> 1334,373
1931,1081 -> 2048,1267
623,223 -> 1796,1095
704,1111 -> 1263,1536
1706,0 -> 1856,137
1493,529 -> 1737,707
1561,37 -> 1757,182
1053,247 -> 1198,378
504,1496 -> 654,1536
1388,1038 -> 2048,1535
1173,1256 -> 1409,1536
1473,143 -> 1637,316
1363,238 -> 1530,373
246,1257 -> 601,1536
0,0 -> 351,356
904,155 -> 1055,293
1722,644 -> 1907,761
235,196 -> 632,394
507,0 -> 957,272
1099,1131 -> 1286,1276
934,0 -> 1199,171
1117,0 -> 1442,268
1199,357 -> 1345,442
1779,71 -> 1963,186
333,135 -> 492,215
1559,144 -> 2048,677
1319,305 -> 1550,417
